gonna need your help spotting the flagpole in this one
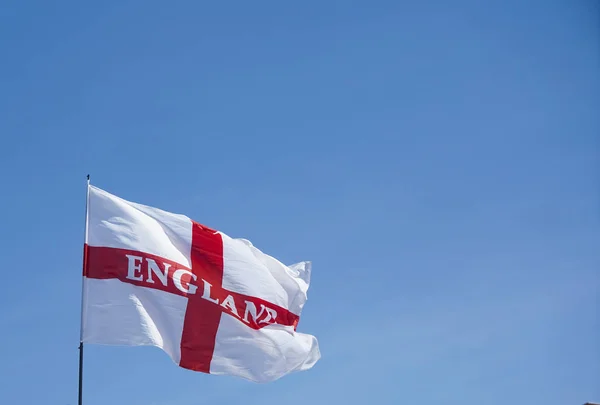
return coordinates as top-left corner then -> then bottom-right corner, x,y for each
78,174 -> 90,405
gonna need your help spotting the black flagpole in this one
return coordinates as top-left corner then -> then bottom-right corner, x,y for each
78,341 -> 84,405
78,174 -> 90,405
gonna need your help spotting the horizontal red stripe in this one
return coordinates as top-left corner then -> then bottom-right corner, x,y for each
84,244 -> 299,330
85,245 -> 193,298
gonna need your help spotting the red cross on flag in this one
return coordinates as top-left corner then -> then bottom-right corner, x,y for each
81,184 -> 320,383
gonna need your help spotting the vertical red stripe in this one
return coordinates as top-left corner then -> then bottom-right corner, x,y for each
179,222 -> 224,373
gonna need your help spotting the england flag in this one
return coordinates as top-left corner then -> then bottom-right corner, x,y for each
81,184 -> 320,383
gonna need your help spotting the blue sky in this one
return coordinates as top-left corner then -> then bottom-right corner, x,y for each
0,1 -> 598,404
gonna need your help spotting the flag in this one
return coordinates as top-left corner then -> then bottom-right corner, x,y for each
81,184 -> 320,383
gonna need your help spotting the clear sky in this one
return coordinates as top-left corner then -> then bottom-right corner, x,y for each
0,1 -> 598,404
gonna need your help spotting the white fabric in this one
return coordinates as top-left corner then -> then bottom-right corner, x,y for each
83,278 -> 187,364
210,315 -> 320,383
220,233 -> 312,315
87,185 -> 193,267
